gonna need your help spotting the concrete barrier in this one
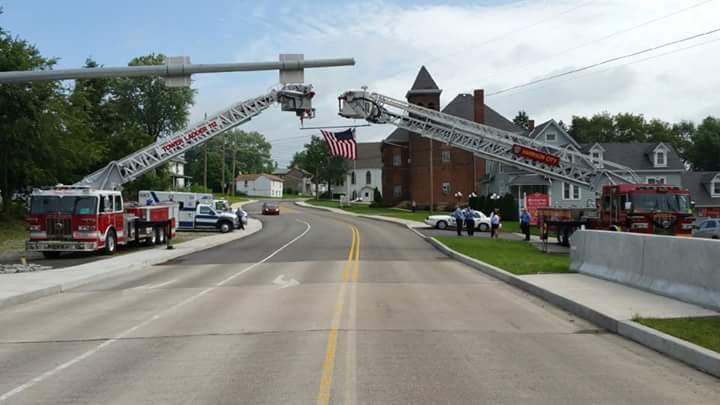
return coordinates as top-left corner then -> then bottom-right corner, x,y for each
570,230 -> 720,311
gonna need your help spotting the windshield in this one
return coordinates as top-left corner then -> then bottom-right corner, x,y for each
631,193 -> 690,212
30,196 -> 98,215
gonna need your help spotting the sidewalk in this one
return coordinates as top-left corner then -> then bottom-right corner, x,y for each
298,200 -> 720,377
0,214 -> 262,309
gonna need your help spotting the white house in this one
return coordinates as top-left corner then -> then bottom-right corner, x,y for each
344,142 -> 383,202
235,174 -> 284,198
168,155 -> 189,189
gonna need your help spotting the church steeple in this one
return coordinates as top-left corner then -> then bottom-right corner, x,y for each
406,66 -> 441,110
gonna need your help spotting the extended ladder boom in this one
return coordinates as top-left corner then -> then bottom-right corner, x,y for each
76,84 -> 315,190
338,90 -> 640,190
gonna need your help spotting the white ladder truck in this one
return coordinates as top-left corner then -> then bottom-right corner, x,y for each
26,84 -> 317,257
337,90 -> 695,243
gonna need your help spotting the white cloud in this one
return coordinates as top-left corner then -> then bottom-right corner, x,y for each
187,0 -> 720,167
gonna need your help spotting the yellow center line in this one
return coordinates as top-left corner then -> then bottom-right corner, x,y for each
317,225 -> 359,405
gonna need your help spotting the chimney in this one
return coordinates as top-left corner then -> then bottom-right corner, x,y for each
528,119 -> 535,131
473,89 -> 485,124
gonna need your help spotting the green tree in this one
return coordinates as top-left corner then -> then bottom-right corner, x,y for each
290,135 -> 348,197
686,117 -> 720,171
0,22 -> 80,212
231,130 -> 276,174
569,112 -> 691,159
513,111 -> 530,130
185,130 -> 276,193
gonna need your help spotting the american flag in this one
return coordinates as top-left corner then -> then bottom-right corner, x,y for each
321,128 -> 357,160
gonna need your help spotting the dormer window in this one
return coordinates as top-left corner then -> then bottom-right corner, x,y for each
654,150 -> 666,167
590,147 -> 604,168
712,178 -> 720,197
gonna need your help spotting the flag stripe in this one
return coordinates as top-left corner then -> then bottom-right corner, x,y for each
321,128 -> 357,160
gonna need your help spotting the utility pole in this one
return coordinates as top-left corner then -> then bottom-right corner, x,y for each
203,112 -> 208,191
221,135 -> 226,197
429,138 -> 434,214
232,133 -> 237,196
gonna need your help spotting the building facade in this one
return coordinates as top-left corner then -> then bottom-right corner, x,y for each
484,119 -> 687,209
235,174 -> 284,198
381,66 -> 522,209
683,171 -> 720,218
343,142 -> 383,202
273,168 -> 313,195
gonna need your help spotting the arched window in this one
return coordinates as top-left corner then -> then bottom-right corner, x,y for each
365,171 -> 372,185
351,171 -> 356,185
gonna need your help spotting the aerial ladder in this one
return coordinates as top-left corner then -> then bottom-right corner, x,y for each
337,90 -> 695,239
77,84 -> 316,190
337,90 -> 640,190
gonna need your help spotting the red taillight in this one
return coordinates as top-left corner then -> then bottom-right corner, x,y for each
81,217 -> 97,224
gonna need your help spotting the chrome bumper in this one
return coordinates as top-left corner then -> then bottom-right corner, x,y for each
26,240 -> 99,252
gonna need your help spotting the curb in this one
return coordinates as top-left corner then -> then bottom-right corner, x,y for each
295,201 -> 720,379
0,218 -> 263,310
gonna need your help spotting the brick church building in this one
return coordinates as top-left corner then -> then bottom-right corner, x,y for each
381,66 -> 521,209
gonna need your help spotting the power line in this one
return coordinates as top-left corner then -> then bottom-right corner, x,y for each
487,26 -> 720,97
379,0 -> 596,82
489,36 -> 720,98
550,0 -> 715,58
478,0 -> 716,84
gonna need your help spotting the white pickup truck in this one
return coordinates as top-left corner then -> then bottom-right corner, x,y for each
179,203 -> 239,233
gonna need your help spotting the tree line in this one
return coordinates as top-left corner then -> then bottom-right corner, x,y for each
0,19 -> 278,214
513,111 -> 720,171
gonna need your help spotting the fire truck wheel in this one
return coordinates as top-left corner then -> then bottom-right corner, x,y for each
218,221 -> 232,234
104,230 -> 117,255
41,251 -> 61,259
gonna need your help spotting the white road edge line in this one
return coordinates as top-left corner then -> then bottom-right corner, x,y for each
0,220 -> 312,403
131,279 -> 178,290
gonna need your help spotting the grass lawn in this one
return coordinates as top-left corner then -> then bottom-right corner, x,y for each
635,317 -> 720,353
0,218 -> 27,253
435,236 -> 571,275
501,221 -> 540,236
306,199 -> 433,223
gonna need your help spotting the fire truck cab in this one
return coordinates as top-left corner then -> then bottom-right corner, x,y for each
27,186 -> 177,258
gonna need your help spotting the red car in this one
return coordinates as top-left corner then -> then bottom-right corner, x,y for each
262,202 -> 280,215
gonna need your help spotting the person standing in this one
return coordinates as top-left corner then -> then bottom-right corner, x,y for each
235,207 -> 246,230
411,200 -> 417,213
464,206 -> 475,236
520,208 -> 531,241
490,208 -> 501,239
452,206 -> 465,236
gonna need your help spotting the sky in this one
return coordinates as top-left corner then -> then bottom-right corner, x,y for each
3,0 -> 720,167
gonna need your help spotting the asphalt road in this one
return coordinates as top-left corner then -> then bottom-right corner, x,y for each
0,201 -> 718,404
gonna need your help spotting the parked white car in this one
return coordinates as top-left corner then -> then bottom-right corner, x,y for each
425,210 -> 492,231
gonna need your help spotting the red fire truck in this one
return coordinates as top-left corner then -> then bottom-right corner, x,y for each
537,184 -> 695,245
27,186 -> 177,258
25,84 -> 316,258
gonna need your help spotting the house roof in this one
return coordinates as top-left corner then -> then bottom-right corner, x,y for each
580,142 -> 685,171
527,121 -> 552,138
385,128 -> 410,143
235,173 -> 284,182
350,142 -> 382,169
273,167 -> 311,177
509,174 -> 551,186
682,171 -> 720,207
441,94 -> 524,133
